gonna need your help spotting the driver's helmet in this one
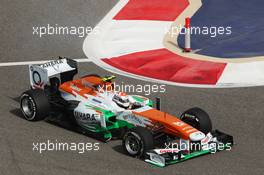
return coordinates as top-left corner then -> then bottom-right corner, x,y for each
113,92 -> 130,108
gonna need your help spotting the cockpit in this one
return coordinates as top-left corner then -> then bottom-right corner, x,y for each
112,92 -> 143,110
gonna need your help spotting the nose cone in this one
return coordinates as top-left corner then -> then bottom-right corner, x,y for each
189,131 -> 205,141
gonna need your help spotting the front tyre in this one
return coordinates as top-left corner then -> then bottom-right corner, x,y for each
122,127 -> 154,158
20,89 -> 50,121
180,107 -> 212,134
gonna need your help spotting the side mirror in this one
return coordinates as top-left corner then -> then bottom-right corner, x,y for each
156,97 -> 161,111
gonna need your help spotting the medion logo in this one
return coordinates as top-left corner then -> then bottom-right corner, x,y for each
40,60 -> 64,68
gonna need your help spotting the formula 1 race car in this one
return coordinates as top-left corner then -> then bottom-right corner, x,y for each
20,58 -> 233,167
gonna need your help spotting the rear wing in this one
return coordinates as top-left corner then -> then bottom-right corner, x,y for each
29,58 -> 78,89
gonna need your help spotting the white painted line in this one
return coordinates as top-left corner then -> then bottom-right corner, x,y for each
217,62 -> 264,87
0,58 -> 91,67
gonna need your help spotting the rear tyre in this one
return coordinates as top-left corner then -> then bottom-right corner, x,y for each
122,127 -> 154,158
180,107 -> 212,134
20,89 -> 50,121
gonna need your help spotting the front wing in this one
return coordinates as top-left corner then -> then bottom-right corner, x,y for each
144,130 -> 233,167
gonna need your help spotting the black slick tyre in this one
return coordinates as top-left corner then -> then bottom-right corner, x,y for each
20,89 -> 50,121
180,107 -> 212,134
122,126 -> 154,158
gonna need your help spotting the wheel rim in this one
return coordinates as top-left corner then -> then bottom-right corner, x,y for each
125,134 -> 141,155
21,96 -> 35,120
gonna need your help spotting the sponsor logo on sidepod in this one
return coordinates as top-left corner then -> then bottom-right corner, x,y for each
74,111 -> 97,121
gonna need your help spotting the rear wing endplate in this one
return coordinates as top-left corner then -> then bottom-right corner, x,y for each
29,58 -> 77,89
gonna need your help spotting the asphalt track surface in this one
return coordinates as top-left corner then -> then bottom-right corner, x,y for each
0,1 -> 264,175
